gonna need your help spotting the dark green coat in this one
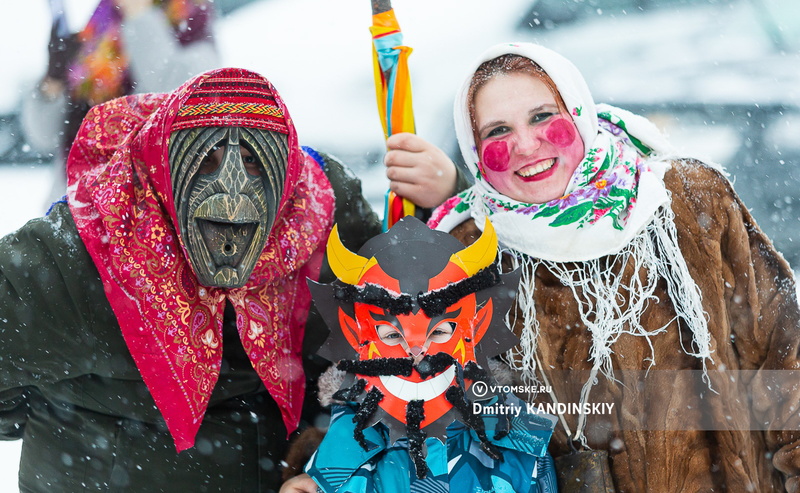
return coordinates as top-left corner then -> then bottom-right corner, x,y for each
0,152 -> 380,492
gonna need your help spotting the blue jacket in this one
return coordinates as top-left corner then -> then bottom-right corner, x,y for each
306,395 -> 558,492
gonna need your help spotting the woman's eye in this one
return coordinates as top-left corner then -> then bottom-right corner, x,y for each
531,112 -> 555,124
485,126 -> 509,139
241,150 -> 262,176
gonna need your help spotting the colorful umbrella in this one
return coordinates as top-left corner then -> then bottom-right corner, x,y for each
370,0 -> 417,230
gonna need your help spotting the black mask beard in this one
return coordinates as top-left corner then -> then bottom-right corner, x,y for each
168,126 -> 288,288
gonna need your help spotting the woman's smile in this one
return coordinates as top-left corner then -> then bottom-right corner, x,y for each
517,157 -> 557,180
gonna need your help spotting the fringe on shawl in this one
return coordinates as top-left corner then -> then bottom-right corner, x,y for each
505,202 -> 713,445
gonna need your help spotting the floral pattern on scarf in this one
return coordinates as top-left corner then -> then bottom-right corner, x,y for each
440,117 -> 650,232
432,42 -> 674,262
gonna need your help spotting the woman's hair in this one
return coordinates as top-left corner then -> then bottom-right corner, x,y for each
467,54 -> 568,145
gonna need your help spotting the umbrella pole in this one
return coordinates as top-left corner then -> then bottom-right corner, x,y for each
371,0 -> 391,15
370,0 -> 418,230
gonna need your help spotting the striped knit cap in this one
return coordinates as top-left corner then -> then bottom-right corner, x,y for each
172,68 -> 289,134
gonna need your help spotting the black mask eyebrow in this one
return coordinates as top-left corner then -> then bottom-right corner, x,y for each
416,264 -> 502,318
332,263 -> 501,317
333,284 -> 413,315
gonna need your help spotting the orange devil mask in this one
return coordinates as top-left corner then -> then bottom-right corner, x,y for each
308,217 -> 519,476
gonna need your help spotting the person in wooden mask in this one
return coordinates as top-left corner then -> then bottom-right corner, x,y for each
64,66 -> 334,469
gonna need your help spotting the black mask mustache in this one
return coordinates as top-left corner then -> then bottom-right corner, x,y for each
337,352 -> 458,379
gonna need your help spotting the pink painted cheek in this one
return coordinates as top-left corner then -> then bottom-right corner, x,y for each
544,117 -> 577,148
481,140 -> 510,172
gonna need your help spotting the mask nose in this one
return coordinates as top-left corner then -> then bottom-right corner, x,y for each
215,129 -> 249,195
408,345 -> 426,365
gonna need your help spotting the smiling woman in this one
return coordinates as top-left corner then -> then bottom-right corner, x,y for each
426,41 -> 800,492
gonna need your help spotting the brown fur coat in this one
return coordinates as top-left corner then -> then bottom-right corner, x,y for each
450,160 -> 800,492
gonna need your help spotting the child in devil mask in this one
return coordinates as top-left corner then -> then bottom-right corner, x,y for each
282,216 -> 558,493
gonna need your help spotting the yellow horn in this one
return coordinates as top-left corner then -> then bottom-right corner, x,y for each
450,218 -> 498,276
326,224 -> 377,285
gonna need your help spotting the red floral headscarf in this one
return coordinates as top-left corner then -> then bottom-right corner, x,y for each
67,68 -> 336,451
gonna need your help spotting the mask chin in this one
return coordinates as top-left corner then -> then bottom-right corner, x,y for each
194,219 -> 262,288
191,193 -> 266,288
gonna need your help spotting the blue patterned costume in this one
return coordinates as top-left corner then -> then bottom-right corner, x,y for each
306,395 -> 558,493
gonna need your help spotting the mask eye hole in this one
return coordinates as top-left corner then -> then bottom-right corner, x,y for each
427,321 -> 455,344
239,143 -> 263,177
376,324 -> 404,346
198,145 -> 223,175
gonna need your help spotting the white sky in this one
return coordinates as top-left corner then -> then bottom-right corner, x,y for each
0,0 -> 799,489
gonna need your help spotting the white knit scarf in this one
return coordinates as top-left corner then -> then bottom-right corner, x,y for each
430,42 -> 713,445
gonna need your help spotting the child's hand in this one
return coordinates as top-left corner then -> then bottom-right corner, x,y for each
279,473 -> 319,493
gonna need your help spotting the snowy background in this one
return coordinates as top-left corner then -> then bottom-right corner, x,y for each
0,0 -> 798,489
